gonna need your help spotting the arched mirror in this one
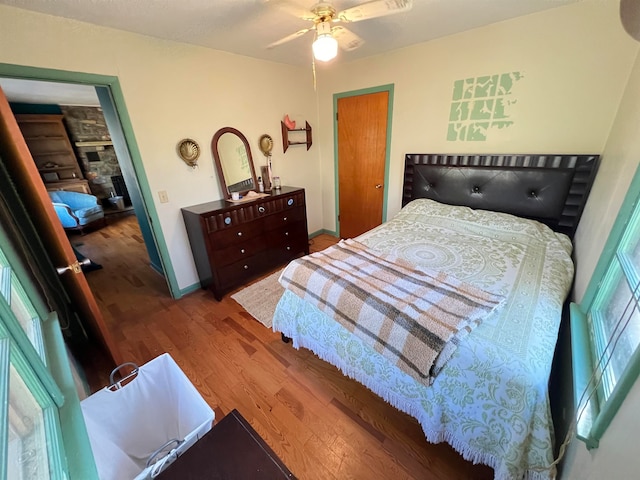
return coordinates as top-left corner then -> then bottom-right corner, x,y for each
211,127 -> 258,199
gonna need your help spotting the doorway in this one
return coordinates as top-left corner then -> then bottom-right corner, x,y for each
1,77 -> 167,280
334,84 -> 394,238
0,65 -> 182,370
0,64 -> 179,296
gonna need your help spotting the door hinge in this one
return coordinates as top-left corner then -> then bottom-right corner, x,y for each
336,112 -> 338,121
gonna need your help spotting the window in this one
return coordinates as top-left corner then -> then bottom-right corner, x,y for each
0,224 -> 98,479
571,166 -> 640,447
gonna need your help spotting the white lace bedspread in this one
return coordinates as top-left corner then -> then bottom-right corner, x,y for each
272,199 -> 574,480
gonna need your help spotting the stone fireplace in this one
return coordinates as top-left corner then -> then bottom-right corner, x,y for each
61,105 -> 124,203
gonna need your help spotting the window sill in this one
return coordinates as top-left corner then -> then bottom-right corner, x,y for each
570,302 -> 599,449
570,301 -> 640,449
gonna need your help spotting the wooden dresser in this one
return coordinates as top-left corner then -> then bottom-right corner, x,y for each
182,186 -> 309,300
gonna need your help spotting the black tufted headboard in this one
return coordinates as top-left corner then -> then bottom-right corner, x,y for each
402,154 -> 600,238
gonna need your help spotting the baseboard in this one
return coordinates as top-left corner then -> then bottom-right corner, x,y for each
149,261 -> 164,276
177,282 -> 203,299
309,228 -> 338,238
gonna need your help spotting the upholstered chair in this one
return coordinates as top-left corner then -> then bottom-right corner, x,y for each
48,191 -> 105,233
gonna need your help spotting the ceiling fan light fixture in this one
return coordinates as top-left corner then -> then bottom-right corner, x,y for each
267,1 -> 412,62
313,33 -> 338,61
312,20 -> 338,62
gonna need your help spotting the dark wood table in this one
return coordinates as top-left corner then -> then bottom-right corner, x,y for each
157,409 -> 296,479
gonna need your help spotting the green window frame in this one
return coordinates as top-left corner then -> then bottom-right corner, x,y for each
571,162 -> 640,448
0,221 -> 98,479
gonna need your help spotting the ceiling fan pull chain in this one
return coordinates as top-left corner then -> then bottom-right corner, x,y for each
312,56 -> 317,92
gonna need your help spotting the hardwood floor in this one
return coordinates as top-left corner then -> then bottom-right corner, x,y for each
72,213 -> 493,480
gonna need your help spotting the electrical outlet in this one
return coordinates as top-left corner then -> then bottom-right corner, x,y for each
158,190 -> 169,203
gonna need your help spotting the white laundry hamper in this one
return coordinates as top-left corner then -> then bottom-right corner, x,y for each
81,353 -> 214,479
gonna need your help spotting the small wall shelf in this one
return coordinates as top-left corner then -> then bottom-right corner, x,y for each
281,121 -> 312,153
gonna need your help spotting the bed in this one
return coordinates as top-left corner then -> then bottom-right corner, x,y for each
272,153 -> 599,480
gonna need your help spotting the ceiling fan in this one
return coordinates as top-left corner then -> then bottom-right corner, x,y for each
266,0 -> 413,62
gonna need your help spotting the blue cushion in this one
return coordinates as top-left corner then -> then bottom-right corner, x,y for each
48,191 -> 99,209
75,205 -> 103,219
48,190 -> 104,229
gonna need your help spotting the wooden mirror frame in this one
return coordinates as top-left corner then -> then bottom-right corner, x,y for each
211,127 -> 258,199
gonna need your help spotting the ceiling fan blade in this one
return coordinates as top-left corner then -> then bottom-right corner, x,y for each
621,0 -> 640,41
262,0 -> 317,21
337,0 -> 413,23
266,27 -> 312,49
332,26 -> 365,52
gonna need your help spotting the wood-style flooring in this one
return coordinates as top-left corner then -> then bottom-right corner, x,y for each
72,212 -> 493,480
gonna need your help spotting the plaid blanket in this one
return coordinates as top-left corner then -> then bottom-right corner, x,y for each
279,239 -> 504,385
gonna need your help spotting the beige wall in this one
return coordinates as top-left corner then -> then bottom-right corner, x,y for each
0,4 -> 322,290
316,0 -> 637,231
573,47 -> 640,301
562,378 -> 640,479
562,48 -> 640,479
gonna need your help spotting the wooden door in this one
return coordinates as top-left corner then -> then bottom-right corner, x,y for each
0,86 -> 122,366
337,91 -> 389,239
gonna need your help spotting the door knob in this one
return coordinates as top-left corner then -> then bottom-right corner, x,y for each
56,259 -> 90,275
375,184 -> 382,189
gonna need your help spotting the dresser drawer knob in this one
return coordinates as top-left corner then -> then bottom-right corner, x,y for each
243,265 -> 249,270
258,206 -> 266,213
237,232 -> 242,236
285,231 -> 289,236
224,217 -> 231,225
287,198 -> 294,206
240,248 -> 245,254
286,246 -> 291,251
283,217 -> 287,221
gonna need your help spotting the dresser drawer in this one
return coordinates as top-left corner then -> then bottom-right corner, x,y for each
269,237 -> 308,265
267,222 -> 307,245
204,205 -> 258,233
256,191 -> 305,216
263,207 -> 306,232
275,191 -> 305,210
217,254 -> 269,290
210,237 -> 266,267
268,223 -> 308,261
209,221 -> 262,249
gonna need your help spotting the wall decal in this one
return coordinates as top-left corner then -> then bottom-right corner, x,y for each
447,72 -> 523,141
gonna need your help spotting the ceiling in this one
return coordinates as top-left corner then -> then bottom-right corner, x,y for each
0,0 -> 577,106
0,78 -> 100,106
0,0 -> 577,67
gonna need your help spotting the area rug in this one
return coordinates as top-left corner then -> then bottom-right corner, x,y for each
231,269 -> 284,328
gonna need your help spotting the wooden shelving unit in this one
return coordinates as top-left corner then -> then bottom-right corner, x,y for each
15,114 -> 89,192
281,121 -> 312,153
